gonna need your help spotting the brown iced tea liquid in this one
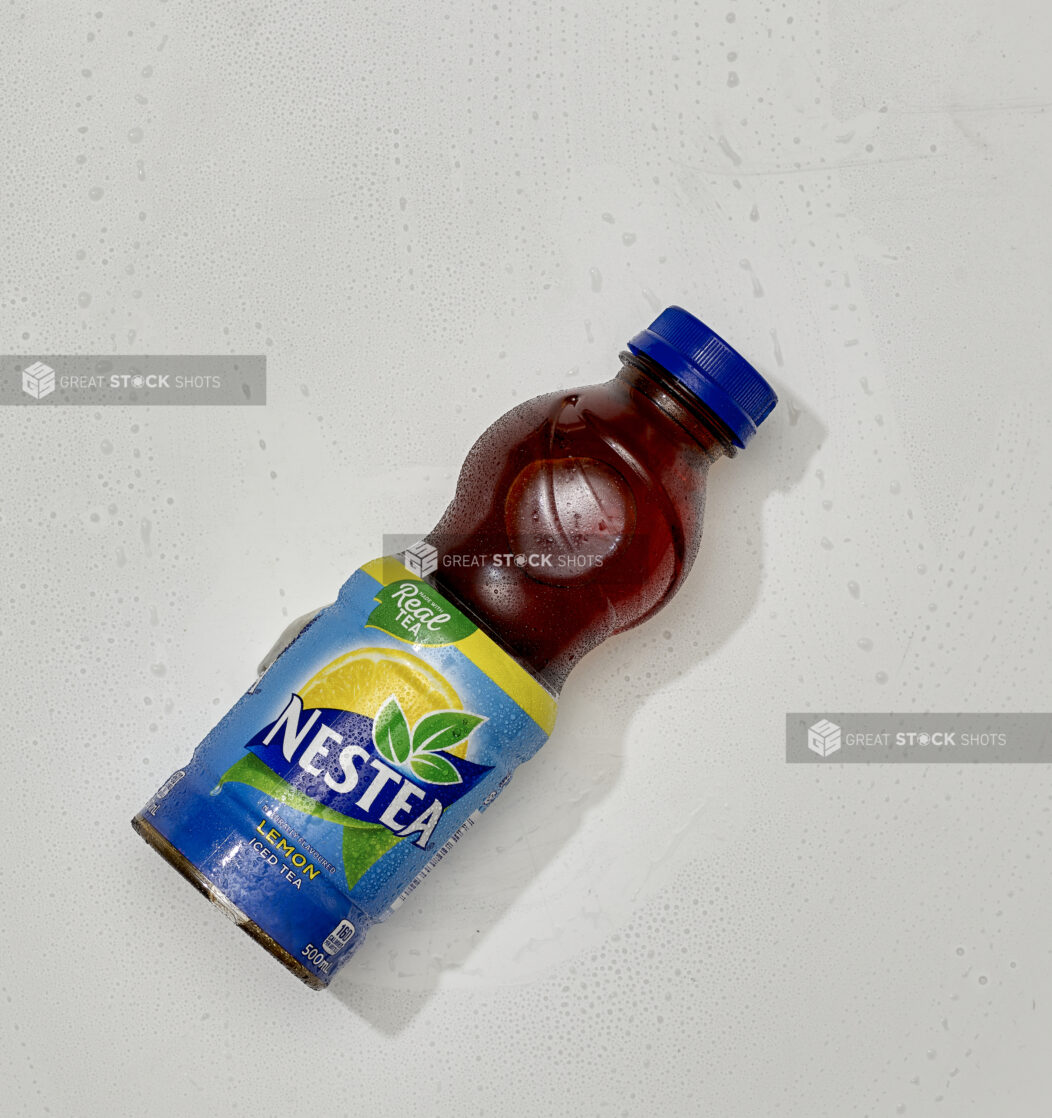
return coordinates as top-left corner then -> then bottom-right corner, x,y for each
427,352 -> 737,692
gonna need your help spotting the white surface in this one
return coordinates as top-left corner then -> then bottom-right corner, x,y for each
2,2 -> 1051,1115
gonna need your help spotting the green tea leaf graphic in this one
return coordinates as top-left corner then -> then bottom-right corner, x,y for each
411,710 -> 486,754
342,823 -> 402,890
373,696 -> 411,763
409,752 -> 462,785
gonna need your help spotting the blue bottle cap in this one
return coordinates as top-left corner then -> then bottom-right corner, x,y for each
628,306 -> 777,448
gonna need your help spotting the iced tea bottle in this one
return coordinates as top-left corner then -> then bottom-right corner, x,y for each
133,307 -> 776,987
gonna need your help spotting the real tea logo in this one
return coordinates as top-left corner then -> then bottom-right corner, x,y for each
366,579 -> 477,646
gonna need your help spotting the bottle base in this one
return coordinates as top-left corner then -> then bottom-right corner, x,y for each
131,814 -> 327,991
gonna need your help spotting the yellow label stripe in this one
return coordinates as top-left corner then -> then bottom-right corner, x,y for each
360,556 -> 558,735
361,555 -> 404,584
456,630 -> 557,735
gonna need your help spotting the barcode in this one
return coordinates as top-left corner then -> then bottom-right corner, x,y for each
389,810 -> 482,910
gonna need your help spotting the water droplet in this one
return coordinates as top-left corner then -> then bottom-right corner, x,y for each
739,258 -> 764,297
622,232 -> 636,246
127,127 -> 144,144
847,580 -> 860,599
857,637 -> 873,651
717,135 -> 742,166
78,292 -> 92,308
727,71 -> 739,87
590,267 -> 602,293
89,186 -> 104,201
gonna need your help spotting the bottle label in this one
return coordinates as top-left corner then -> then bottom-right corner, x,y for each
138,557 -> 557,985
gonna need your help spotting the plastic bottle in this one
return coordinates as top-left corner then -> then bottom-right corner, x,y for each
133,306 -> 777,988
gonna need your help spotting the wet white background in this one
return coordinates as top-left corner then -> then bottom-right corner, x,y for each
2,2 -> 1051,1116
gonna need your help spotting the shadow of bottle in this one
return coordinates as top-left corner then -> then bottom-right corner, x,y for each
329,374 -> 823,1033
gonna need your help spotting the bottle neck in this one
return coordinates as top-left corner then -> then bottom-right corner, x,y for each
426,572 -> 563,696
616,351 -> 738,460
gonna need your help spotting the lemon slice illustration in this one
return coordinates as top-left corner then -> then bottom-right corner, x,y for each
297,647 -> 466,755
